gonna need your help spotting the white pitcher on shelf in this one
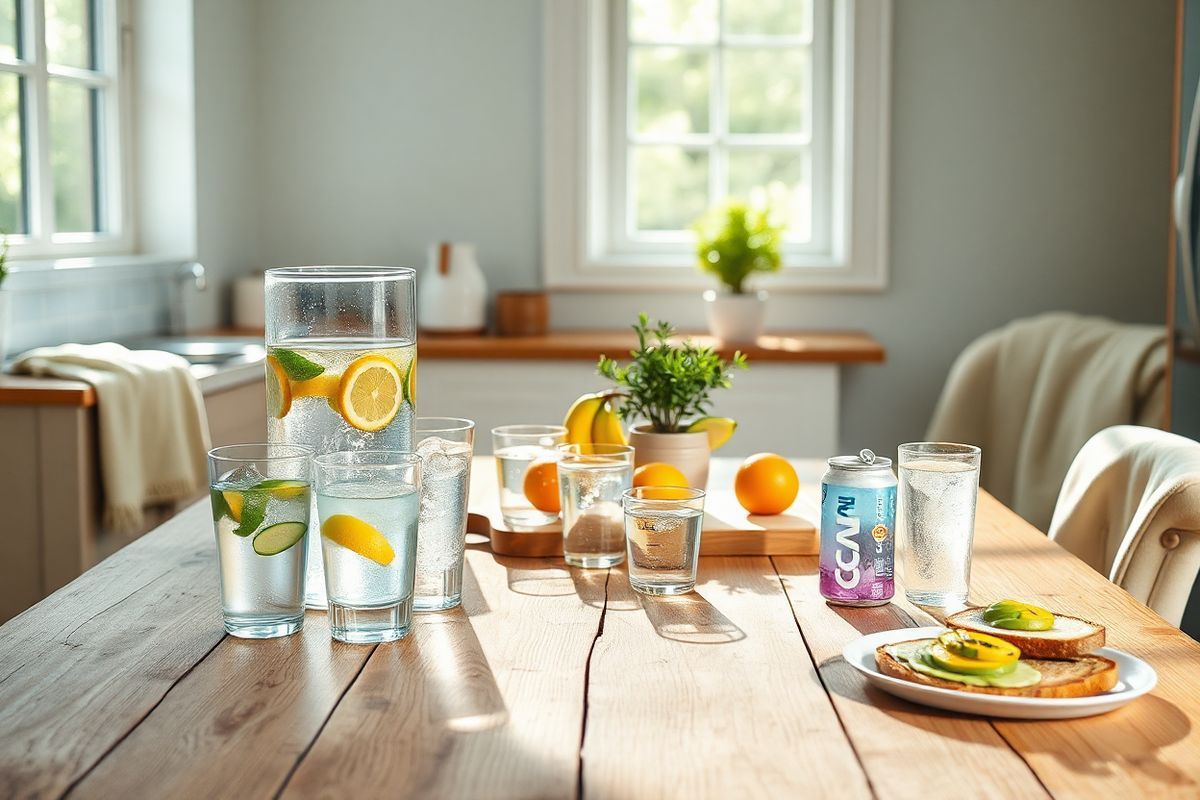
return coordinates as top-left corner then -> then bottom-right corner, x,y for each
417,242 -> 488,334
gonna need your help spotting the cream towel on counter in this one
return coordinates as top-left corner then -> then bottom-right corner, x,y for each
926,313 -> 1166,532
12,343 -> 212,533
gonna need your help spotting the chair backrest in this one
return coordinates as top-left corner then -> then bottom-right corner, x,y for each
1048,425 -> 1200,627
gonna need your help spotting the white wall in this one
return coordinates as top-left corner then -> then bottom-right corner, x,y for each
191,0 -> 261,330
196,0 -> 1175,452
253,0 -> 541,294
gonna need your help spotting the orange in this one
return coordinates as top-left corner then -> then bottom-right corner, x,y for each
523,459 -> 561,513
633,462 -> 689,489
734,453 -> 799,515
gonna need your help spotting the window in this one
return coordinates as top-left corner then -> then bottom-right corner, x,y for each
544,0 -> 890,289
0,0 -> 129,255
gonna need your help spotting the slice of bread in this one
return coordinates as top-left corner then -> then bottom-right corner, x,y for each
876,639 -> 1118,698
944,607 -> 1105,659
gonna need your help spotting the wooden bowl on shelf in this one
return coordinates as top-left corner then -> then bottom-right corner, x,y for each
494,291 -> 549,336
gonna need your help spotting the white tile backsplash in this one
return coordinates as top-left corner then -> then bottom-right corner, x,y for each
3,260 -> 180,356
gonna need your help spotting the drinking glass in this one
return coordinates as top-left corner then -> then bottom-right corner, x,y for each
491,424 -> 568,528
897,442 -> 982,607
414,417 -> 475,612
623,487 -> 706,595
314,450 -> 421,644
559,443 -> 635,568
265,266 -> 417,610
207,443 -> 313,639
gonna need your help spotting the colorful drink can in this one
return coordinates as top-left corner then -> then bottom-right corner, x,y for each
820,449 -> 896,607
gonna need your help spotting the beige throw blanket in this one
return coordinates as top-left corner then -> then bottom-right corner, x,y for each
1049,425 -> 1200,627
926,313 -> 1166,531
12,343 -> 212,533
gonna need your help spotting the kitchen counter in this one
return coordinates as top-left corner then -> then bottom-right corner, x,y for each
0,329 -> 883,406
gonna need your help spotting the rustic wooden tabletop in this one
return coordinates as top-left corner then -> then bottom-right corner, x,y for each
2,458 -> 1198,799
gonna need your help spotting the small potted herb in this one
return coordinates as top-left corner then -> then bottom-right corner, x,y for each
692,199 -> 783,343
598,314 -> 745,488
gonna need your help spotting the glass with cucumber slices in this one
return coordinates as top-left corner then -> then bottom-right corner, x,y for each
207,444 -> 314,639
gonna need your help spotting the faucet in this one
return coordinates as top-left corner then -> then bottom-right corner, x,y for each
169,262 -> 207,335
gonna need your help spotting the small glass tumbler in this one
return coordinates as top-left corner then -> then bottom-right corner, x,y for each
896,442 -> 982,607
207,443 -> 313,639
559,443 -> 635,568
414,417 -> 475,612
623,487 -> 706,595
492,424 -> 568,528
314,450 -> 421,643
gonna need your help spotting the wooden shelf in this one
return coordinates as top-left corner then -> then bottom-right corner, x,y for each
419,330 -> 885,363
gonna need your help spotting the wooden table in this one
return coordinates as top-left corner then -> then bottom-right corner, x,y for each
3,459 -> 1199,799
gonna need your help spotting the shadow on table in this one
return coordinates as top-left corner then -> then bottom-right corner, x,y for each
639,591 -> 746,644
996,694 -> 1192,787
408,605 -> 510,734
828,602 -> 923,635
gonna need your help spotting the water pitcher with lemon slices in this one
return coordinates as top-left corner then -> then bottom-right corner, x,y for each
265,267 -> 417,608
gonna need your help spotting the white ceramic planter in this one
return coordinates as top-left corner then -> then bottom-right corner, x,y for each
628,424 -> 710,489
703,289 -> 768,343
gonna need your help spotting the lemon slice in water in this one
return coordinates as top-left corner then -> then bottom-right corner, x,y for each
321,514 -> 395,566
336,354 -> 403,432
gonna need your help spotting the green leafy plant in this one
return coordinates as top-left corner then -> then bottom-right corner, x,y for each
691,200 -> 784,294
597,314 -> 747,433
0,232 -> 8,289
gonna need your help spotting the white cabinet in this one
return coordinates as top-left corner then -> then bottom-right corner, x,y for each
419,360 -> 838,457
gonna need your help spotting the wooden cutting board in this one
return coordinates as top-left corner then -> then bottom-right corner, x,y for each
466,456 -> 819,557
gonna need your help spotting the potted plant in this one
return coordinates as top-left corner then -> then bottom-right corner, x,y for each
692,199 -> 784,343
598,314 -> 745,488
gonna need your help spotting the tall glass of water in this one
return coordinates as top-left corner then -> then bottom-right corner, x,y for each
558,443 -> 634,568
207,443 -> 312,638
897,442 -> 981,607
414,417 -> 475,612
265,267 -> 417,609
314,450 -> 421,644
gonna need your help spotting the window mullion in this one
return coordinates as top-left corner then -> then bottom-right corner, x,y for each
28,0 -> 54,243
710,0 -> 726,209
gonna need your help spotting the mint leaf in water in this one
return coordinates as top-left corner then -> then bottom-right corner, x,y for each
234,491 -> 269,537
210,488 -> 231,522
271,348 -> 325,381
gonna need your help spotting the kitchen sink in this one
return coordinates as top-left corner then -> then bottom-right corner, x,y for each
121,337 -> 266,366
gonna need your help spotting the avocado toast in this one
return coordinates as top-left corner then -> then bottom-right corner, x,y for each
875,637 -> 1118,698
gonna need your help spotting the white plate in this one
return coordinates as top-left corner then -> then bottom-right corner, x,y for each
842,626 -> 1158,720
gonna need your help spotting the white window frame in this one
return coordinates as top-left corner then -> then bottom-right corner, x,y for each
0,0 -> 133,258
543,0 -> 890,291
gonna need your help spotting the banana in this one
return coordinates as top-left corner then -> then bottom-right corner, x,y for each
591,398 -> 627,445
563,392 -> 605,444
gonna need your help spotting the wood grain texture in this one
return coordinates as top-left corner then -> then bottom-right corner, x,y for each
70,615 -> 372,800
418,329 -> 885,363
581,558 -> 872,799
0,375 -> 96,407
965,493 -> 1200,798
771,556 -> 1053,800
281,549 -> 605,799
0,502 -> 223,800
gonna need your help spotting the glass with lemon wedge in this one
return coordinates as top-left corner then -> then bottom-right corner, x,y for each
265,267 -> 417,609
207,444 -> 313,639
314,451 -> 421,643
